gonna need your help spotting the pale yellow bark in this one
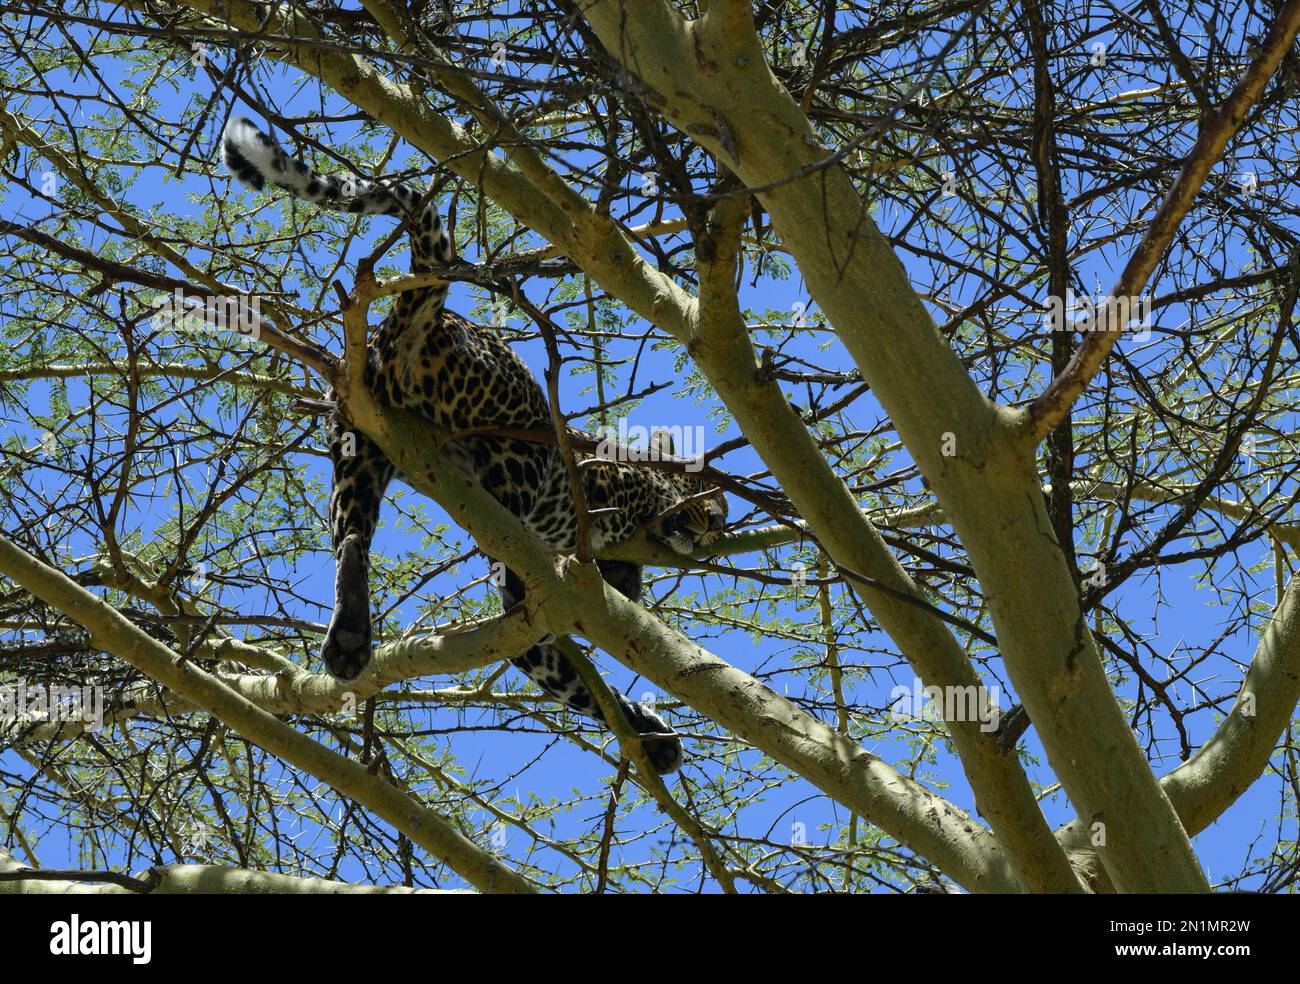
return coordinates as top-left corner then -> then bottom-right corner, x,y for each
0,850 -> 469,894
0,536 -> 537,894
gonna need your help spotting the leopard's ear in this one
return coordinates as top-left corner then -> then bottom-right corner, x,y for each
649,428 -> 676,459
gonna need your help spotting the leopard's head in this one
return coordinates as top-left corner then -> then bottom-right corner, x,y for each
645,430 -> 728,555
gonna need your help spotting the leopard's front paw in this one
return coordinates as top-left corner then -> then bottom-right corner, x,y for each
641,732 -> 685,775
616,693 -> 684,775
321,616 -> 372,683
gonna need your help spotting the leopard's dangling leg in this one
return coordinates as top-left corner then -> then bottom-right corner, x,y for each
320,415 -> 395,681
497,565 -> 684,774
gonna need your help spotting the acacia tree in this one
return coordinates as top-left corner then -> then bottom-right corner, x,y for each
2,0 -> 1300,894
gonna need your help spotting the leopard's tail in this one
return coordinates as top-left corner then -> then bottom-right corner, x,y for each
221,116 -> 452,272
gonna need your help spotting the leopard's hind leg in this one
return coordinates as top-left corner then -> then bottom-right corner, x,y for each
320,415 -> 395,681
497,564 -> 683,774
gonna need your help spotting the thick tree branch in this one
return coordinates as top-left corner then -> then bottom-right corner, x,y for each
0,849 -> 469,894
689,191 -> 1079,891
0,535 -> 539,894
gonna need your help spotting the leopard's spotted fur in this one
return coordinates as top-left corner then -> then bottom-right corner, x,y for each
223,118 -> 726,773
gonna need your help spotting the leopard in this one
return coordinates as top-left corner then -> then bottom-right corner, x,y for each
221,117 -> 726,773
